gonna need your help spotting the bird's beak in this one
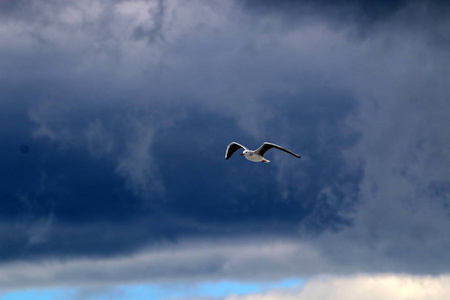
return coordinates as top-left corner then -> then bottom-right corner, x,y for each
240,153 -> 244,156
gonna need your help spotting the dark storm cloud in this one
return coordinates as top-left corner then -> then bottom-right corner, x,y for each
243,0 -> 407,17
240,0 -> 450,28
1,0 -> 450,290
0,98 -> 355,262
0,0 -> 359,262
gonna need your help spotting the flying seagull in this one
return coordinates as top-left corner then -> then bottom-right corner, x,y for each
225,142 -> 301,163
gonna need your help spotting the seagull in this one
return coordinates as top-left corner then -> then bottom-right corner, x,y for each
225,142 -> 301,163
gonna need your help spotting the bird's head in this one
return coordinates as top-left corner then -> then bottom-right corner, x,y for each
241,150 -> 249,156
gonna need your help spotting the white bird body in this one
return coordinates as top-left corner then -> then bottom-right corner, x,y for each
243,151 -> 270,163
225,142 -> 300,163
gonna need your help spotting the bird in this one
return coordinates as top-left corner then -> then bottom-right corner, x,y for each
225,142 -> 301,163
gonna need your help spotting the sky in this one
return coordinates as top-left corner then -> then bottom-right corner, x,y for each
1,0 -> 450,299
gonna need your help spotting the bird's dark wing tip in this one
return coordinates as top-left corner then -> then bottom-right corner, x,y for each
225,142 -> 245,160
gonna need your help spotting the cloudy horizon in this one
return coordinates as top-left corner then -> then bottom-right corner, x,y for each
1,0 -> 450,298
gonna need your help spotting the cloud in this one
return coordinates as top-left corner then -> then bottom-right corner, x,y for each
225,275 -> 450,300
85,120 -> 114,157
27,213 -> 54,245
1,0 -> 450,287
132,0 -> 166,43
2,237 -> 450,300
114,114 -> 164,198
314,1 -> 450,274
0,238 -> 316,291
240,0 -> 450,37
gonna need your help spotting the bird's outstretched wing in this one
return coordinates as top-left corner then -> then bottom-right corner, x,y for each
255,142 -> 301,158
225,142 -> 246,160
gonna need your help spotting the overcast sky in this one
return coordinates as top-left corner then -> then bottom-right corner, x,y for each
1,0 -> 450,298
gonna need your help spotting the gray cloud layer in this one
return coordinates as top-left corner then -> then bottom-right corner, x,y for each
1,0 -> 450,289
